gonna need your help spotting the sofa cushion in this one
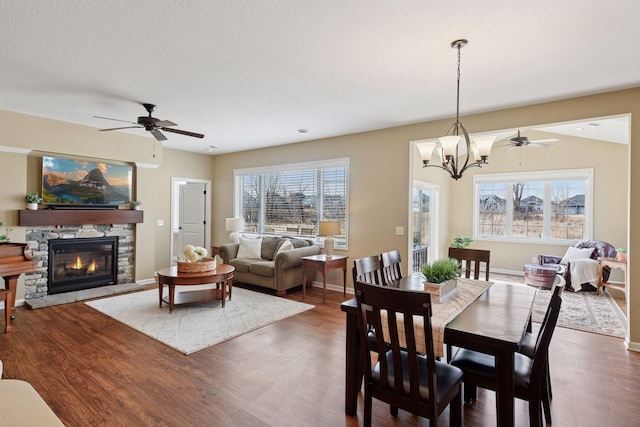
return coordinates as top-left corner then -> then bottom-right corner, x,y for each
290,239 -> 310,249
261,236 -> 281,261
250,261 -> 276,277
237,237 -> 263,259
229,258 -> 259,273
275,239 -> 294,256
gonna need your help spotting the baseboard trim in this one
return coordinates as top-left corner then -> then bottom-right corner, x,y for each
308,281 -> 354,296
626,339 -> 640,353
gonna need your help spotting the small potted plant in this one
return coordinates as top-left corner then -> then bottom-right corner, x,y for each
0,221 -> 12,243
422,258 -> 461,284
616,248 -> 627,262
422,258 -> 461,302
130,200 -> 142,210
25,192 -> 42,210
451,235 -> 473,248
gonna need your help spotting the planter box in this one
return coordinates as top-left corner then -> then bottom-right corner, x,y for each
424,279 -> 457,303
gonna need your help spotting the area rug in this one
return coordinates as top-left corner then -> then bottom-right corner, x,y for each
530,288 -> 626,338
490,274 -> 626,338
86,286 -> 314,354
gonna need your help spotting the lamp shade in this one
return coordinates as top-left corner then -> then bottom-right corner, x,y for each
225,218 -> 245,232
439,135 -> 461,157
417,142 -> 437,164
318,221 -> 340,236
473,135 -> 496,158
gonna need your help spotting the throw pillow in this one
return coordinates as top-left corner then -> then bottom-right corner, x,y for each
237,237 -> 263,259
560,246 -> 595,265
275,239 -> 294,256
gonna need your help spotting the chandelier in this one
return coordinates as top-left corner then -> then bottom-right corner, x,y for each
418,39 -> 495,180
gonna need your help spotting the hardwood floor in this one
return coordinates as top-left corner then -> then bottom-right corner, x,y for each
1,284 -> 639,426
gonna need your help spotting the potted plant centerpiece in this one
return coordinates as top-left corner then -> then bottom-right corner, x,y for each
422,258 -> 460,302
130,200 -> 142,210
25,192 -> 42,210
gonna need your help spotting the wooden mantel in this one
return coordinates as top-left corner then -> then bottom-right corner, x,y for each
19,209 -> 143,226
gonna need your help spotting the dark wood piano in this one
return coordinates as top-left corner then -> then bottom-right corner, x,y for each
0,243 -> 36,325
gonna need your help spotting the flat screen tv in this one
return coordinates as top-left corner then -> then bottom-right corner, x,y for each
42,156 -> 133,207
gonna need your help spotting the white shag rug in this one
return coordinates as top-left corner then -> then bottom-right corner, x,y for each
86,286 -> 314,354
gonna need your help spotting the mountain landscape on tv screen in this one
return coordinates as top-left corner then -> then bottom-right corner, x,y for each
43,168 -> 129,205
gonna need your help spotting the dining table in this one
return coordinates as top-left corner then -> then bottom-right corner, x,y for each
341,274 -> 536,427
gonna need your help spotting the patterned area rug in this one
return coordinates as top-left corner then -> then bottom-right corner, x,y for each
531,288 -> 627,338
86,286 -> 314,354
491,274 -> 626,338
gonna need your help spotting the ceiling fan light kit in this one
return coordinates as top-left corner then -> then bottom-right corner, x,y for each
420,39 -> 496,180
96,103 -> 205,142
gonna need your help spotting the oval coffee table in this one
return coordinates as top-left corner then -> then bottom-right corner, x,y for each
156,264 -> 235,313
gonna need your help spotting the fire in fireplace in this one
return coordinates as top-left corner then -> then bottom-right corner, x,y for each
48,237 -> 118,294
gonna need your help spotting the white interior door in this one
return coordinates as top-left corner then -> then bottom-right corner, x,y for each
179,183 -> 206,250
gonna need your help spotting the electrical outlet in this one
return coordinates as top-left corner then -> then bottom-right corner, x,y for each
395,226 -> 404,236
157,219 -> 164,226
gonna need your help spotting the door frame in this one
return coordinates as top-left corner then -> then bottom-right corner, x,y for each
170,177 -> 211,265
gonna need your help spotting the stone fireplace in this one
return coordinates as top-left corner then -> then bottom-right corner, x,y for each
24,223 -> 135,299
48,236 -> 118,294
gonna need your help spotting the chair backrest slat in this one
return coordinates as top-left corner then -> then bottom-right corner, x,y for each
353,256 -> 382,285
380,249 -> 403,285
448,247 -> 491,280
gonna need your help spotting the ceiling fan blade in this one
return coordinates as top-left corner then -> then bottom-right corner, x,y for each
99,126 -> 143,131
505,146 -> 518,153
94,116 -> 139,125
529,138 -> 559,143
155,120 -> 177,127
150,129 -> 167,141
529,143 -> 556,149
161,127 -> 205,139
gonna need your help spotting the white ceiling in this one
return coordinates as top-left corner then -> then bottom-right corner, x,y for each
1,1 -> 639,155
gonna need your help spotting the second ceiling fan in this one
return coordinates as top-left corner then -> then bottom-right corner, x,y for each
95,103 -> 204,142
498,130 -> 558,151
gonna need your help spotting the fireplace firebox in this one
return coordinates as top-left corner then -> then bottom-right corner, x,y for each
48,237 -> 118,294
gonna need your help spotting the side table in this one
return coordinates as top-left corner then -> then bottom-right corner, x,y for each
597,257 -> 627,297
302,254 -> 348,304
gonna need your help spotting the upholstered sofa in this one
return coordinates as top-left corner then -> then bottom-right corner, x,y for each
538,240 -> 617,291
219,236 -> 320,295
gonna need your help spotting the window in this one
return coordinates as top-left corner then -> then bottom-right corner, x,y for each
474,169 -> 593,244
233,158 -> 349,249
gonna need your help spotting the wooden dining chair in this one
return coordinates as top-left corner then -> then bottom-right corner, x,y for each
379,249 -> 403,286
448,247 -> 490,280
354,280 -> 463,427
518,274 -> 565,420
1,288 -> 12,333
352,256 -> 382,285
450,293 -> 562,427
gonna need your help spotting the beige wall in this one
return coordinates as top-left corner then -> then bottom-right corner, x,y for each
438,129 -> 628,274
211,87 -> 639,350
1,87 -> 639,350
0,109 -> 215,298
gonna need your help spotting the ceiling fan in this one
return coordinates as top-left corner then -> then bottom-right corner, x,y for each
95,103 -> 204,141
498,130 -> 559,151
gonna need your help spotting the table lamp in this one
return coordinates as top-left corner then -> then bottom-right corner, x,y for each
225,218 -> 245,243
319,220 -> 340,258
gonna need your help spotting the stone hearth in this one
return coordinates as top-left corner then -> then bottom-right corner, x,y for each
24,223 -> 135,299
